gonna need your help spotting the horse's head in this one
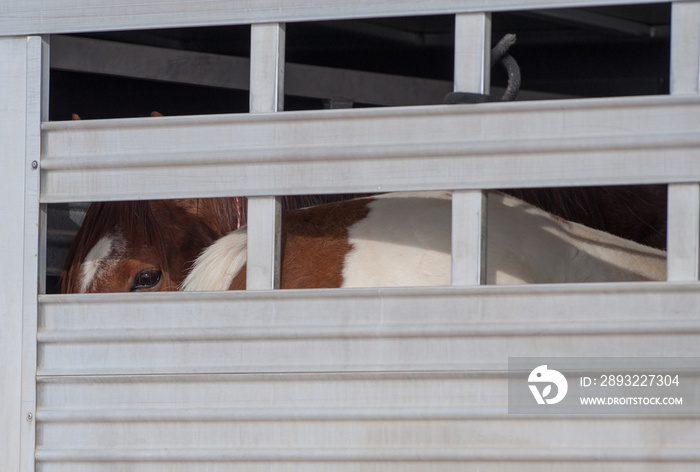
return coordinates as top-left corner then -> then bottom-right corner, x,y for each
60,198 -> 242,293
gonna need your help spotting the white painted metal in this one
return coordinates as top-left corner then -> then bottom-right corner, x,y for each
40,95 -> 700,202
247,23 -> 286,290
451,13 -> 490,285
667,2 -> 700,281
0,0 -> 690,36
0,36 -> 44,472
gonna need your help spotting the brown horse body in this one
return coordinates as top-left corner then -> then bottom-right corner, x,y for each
182,191 -> 666,290
61,186 -> 667,293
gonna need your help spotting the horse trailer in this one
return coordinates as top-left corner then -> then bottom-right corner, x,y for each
2,0 -> 700,470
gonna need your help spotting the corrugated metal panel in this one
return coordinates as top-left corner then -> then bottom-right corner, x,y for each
35,283 -> 700,470
667,3 -> 700,281
40,95 -> 700,203
1,1 -> 698,471
34,374 -> 700,469
0,36 -> 36,472
37,284 -> 700,375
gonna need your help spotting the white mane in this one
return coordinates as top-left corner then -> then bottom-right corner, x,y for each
180,227 -> 247,291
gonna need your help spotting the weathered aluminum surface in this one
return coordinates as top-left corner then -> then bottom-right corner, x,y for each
451,189 -> 487,285
454,13 -> 491,96
450,14 -> 490,286
37,283 -> 700,376
0,36 -> 45,472
34,373 -> 700,470
0,0 -> 685,36
668,183 -> 700,280
247,23 -> 286,290
40,94 -> 700,203
246,196 -> 282,289
33,378 -> 700,469
35,283 -> 700,469
4,1 -> 700,471
667,2 -> 700,281
670,1 -> 700,95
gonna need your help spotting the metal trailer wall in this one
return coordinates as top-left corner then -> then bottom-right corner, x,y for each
1,1 -> 699,471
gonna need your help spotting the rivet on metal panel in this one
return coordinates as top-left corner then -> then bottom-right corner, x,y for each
26,412 -> 33,421
31,160 -> 38,169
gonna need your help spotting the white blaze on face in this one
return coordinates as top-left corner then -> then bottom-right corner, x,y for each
78,233 -> 125,293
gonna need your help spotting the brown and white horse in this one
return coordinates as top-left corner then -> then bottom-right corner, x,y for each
60,194 -> 365,293
60,198 -> 241,293
181,191 -> 666,290
62,190 -> 666,293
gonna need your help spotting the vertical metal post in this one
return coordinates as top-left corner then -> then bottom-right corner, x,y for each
451,13 -> 490,286
247,23 -> 285,289
454,13 -> 492,96
669,1 -> 700,96
0,36 -> 44,472
249,22 -> 286,114
667,2 -> 700,281
38,37 -> 50,296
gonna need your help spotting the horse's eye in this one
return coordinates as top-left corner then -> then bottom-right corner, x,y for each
131,268 -> 162,291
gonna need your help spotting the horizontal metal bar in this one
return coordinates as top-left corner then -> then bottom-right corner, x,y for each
35,405 -> 700,423
40,282 -> 700,328
35,318 -> 700,343
51,36 -> 561,107
37,282 -> 700,375
670,2 -> 700,95
1,0 -> 684,36
451,15 -> 489,286
34,406 -> 512,422
33,365 -> 699,466
33,446 -> 700,463
40,95 -> 700,202
50,35 -> 252,91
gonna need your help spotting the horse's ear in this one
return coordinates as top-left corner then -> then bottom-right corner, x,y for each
151,111 -> 163,117
71,113 -> 81,120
